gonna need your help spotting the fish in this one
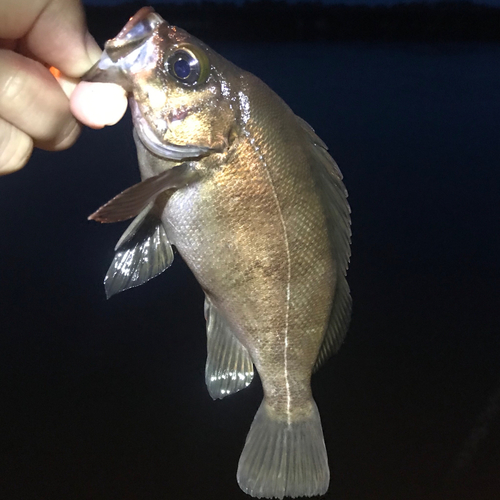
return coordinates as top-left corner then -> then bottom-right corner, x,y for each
84,7 -> 351,498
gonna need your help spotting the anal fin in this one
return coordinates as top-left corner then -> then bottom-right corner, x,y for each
204,297 -> 254,399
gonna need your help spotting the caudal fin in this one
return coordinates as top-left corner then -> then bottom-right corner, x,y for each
237,400 -> 329,499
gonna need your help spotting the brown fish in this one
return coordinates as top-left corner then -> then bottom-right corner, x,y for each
84,7 -> 351,498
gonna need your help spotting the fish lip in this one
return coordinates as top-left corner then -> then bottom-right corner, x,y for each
130,99 -> 211,161
81,52 -> 132,90
82,8 -> 164,87
115,7 -> 161,41
105,7 -> 164,63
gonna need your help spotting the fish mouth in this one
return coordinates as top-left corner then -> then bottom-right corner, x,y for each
105,7 -> 163,63
82,7 -> 163,89
130,99 -> 211,161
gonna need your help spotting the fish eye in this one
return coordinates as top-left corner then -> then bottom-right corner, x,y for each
166,46 -> 209,86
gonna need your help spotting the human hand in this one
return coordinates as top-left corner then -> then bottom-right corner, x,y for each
0,0 -> 127,175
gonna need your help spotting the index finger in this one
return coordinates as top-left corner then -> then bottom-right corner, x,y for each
0,0 -> 101,77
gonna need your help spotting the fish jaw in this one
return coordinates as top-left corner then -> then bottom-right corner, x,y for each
82,51 -> 130,90
82,7 -> 163,92
129,99 -> 211,161
104,7 -> 163,62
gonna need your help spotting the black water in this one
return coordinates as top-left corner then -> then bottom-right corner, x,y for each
1,42 -> 499,499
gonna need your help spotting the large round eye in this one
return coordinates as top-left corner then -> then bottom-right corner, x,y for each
166,46 -> 209,86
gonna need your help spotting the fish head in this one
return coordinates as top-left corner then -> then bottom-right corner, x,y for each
83,7 -> 241,160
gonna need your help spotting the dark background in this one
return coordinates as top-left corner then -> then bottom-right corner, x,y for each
1,3 -> 499,499
85,1 -> 500,43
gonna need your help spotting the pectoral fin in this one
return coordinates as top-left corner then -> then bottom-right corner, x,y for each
104,203 -> 174,298
88,162 -> 195,223
204,297 -> 254,399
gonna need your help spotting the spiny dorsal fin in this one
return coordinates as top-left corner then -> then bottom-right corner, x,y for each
204,297 -> 254,399
296,116 -> 352,369
104,204 -> 174,298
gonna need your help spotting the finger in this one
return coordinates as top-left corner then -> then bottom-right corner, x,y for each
0,117 -> 33,175
0,49 -> 81,150
0,0 -> 102,77
70,82 -> 128,129
49,66 -> 80,99
0,0 -> 46,38
0,38 -> 18,51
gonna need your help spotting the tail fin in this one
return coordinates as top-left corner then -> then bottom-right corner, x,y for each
237,400 -> 329,499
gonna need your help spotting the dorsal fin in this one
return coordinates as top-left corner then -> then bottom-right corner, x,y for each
296,116 -> 352,369
204,297 -> 254,399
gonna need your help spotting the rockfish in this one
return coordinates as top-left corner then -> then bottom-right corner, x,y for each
85,7 -> 351,498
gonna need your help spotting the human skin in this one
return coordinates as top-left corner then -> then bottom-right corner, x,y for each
0,0 -> 127,175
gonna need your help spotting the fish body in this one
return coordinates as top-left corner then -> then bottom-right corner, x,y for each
85,7 -> 351,498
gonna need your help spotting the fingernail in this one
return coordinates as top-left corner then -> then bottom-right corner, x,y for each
85,32 -> 103,65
